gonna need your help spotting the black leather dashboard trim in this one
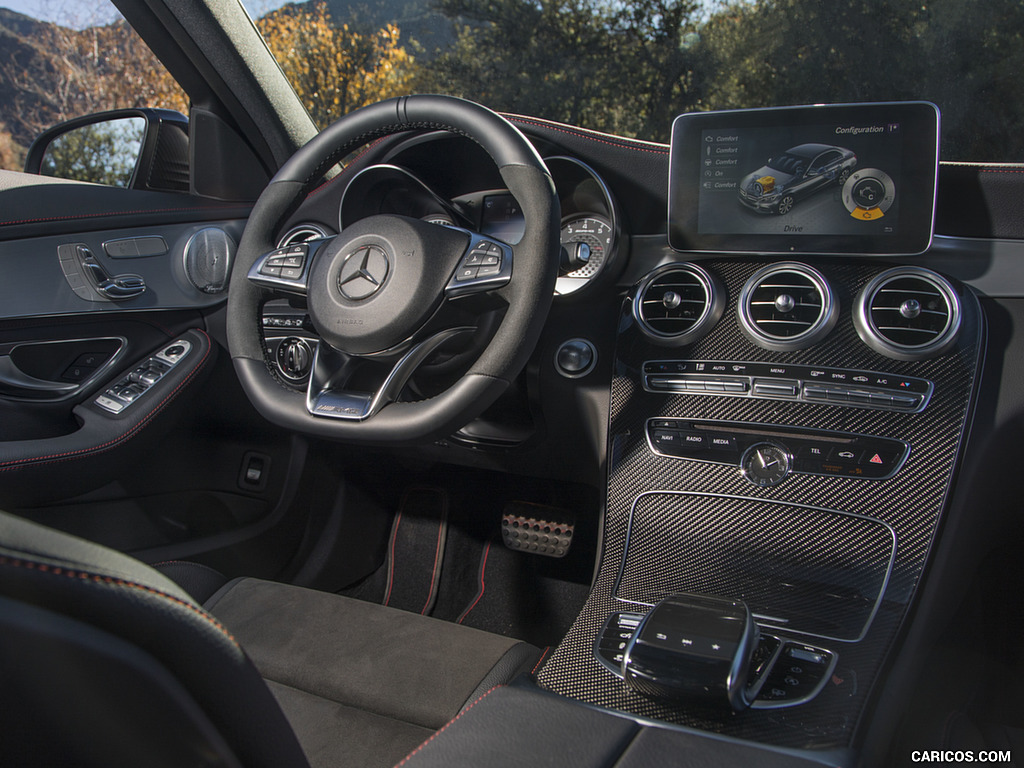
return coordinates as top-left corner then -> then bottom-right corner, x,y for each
0,171 -> 251,241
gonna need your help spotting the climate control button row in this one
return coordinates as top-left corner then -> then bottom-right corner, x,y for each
643,360 -> 933,413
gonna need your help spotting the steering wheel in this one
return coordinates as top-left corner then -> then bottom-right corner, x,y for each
227,95 -> 560,443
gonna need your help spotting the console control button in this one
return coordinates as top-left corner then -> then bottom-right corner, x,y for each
651,429 -> 683,451
647,418 -> 908,481
679,431 -> 709,450
594,612 -> 644,675
829,447 -> 862,463
754,643 -> 835,706
643,360 -> 932,413
753,379 -> 799,397
709,435 -> 737,451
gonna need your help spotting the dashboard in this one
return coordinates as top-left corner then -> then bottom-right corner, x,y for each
0,99 -> 1019,764
243,105 -> 990,754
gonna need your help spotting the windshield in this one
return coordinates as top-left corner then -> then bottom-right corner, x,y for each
249,0 -> 1024,162
0,0 -> 1020,163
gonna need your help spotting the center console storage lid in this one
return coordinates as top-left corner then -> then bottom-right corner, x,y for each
398,683 -> 847,768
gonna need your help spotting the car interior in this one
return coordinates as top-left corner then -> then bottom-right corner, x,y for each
1,0 -> 1023,766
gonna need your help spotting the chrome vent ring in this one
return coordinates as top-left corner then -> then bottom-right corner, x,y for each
854,266 -> 961,360
738,263 -> 837,351
633,263 -> 725,346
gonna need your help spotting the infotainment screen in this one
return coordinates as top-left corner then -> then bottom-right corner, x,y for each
668,102 -> 939,256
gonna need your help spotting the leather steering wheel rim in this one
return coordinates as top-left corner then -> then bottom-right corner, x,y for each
226,95 -> 560,444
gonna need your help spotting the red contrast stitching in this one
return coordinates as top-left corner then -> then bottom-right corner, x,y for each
394,685 -> 503,768
0,554 -> 238,647
507,115 -> 670,155
0,329 -> 211,471
530,646 -> 552,676
382,508 -> 403,607
0,206 -> 246,228
421,494 -> 447,616
456,542 -> 490,625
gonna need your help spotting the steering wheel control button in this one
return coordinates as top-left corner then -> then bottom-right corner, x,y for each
337,245 -> 389,301
96,339 -> 193,414
260,244 -> 309,280
446,235 -> 513,299
554,338 -> 597,378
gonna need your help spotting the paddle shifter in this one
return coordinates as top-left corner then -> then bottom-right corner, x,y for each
622,593 -> 758,711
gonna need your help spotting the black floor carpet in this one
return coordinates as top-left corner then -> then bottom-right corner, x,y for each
342,468 -> 598,649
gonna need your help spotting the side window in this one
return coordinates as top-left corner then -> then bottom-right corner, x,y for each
0,2 -> 187,176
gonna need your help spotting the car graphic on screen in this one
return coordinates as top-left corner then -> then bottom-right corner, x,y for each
738,143 -> 857,214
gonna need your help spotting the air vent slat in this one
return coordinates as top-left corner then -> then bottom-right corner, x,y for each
877,288 -> 943,297
871,308 -> 948,317
875,326 -> 943,334
642,298 -> 707,306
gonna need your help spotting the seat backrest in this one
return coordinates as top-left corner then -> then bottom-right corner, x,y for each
0,510 -> 309,768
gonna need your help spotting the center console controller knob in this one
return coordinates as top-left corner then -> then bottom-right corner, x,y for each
622,593 -> 757,712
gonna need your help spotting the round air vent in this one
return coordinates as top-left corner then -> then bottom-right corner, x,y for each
854,267 -> 961,360
633,263 -> 725,345
277,223 -> 330,248
738,263 -> 837,351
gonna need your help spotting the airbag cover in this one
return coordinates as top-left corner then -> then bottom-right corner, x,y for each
306,215 -> 469,354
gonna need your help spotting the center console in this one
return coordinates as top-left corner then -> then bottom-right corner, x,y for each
535,256 -> 981,752
534,103 -> 981,757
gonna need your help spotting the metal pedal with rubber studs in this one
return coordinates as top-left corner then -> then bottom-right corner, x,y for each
501,504 -> 574,557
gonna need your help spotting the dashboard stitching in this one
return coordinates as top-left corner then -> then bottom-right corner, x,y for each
509,117 -> 670,155
0,329 -> 211,471
298,123 -> 480,192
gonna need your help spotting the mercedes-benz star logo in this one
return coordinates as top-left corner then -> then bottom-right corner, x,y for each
337,245 -> 389,300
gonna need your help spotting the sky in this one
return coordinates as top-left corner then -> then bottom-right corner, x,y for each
0,0 -> 293,27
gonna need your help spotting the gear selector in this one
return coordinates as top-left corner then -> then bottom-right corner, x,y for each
622,593 -> 758,711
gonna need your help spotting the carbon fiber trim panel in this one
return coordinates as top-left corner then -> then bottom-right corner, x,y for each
536,258 -> 983,751
615,493 -> 896,642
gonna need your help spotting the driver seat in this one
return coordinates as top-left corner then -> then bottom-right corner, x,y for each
0,510 -> 540,768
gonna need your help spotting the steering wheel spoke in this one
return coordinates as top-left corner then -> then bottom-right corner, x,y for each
246,237 -> 334,296
306,326 -> 476,420
443,230 -> 513,299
